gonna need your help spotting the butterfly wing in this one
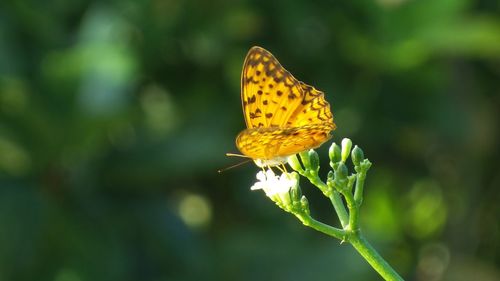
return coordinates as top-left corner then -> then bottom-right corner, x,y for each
240,46 -> 306,129
237,46 -> 336,161
236,124 -> 334,160
287,82 -> 335,128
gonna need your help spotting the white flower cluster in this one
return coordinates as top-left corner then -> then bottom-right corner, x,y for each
251,169 -> 297,207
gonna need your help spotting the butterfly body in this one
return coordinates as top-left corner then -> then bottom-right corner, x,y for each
236,46 -> 336,167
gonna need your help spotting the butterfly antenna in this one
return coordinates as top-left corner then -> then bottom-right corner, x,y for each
225,153 -> 248,158
217,158 -> 252,173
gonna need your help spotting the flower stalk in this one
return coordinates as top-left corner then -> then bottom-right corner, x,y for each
250,138 -> 404,281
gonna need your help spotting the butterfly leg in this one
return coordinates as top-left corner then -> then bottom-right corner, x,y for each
275,164 -> 288,174
281,163 -> 288,173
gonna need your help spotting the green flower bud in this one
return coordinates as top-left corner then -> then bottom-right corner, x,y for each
290,173 -> 302,202
329,142 -> 341,163
351,145 -> 364,166
327,170 -> 334,181
308,149 -> 319,171
277,192 -> 292,210
333,163 -> 349,191
341,138 -> 352,162
287,155 -> 304,172
336,162 -> 348,180
362,159 -> 372,171
300,195 -> 310,215
299,151 -> 310,168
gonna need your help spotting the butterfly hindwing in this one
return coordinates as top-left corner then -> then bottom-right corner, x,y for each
236,124 -> 334,160
287,82 -> 335,128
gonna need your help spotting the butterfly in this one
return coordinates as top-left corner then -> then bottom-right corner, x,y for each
235,46 -> 336,167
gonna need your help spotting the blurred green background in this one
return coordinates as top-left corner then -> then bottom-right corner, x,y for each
1,0 -> 499,280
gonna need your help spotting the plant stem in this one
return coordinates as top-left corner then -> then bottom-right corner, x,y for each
354,170 -> 366,205
348,233 -> 404,281
306,174 -> 349,228
300,214 -> 404,280
288,146 -> 400,280
328,191 -> 349,228
296,214 -> 345,240
341,187 -> 359,231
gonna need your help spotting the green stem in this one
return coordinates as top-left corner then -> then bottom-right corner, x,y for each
342,188 -> 359,231
307,174 -> 349,228
354,170 -> 366,205
289,147 -> 400,280
328,191 -> 349,228
296,214 -> 345,240
308,174 -> 328,194
348,233 -> 404,281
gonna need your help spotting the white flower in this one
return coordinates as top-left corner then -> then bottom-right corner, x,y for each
251,169 -> 297,206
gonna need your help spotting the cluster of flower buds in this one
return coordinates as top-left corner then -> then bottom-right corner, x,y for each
251,138 -> 371,220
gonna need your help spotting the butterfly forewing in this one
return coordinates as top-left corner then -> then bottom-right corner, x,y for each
240,47 -> 305,129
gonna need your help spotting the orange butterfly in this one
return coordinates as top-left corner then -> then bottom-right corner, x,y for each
235,46 -> 336,167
